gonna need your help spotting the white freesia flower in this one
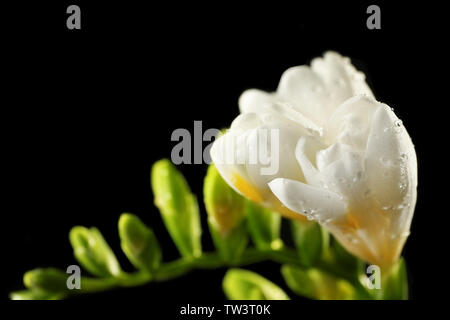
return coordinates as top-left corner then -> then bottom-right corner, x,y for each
210,52 -> 417,266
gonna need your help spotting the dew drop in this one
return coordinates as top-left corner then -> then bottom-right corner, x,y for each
352,171 -> 363,182
394,120 -> 403,133
345,234 -> 359,244
380,157 -> 393,166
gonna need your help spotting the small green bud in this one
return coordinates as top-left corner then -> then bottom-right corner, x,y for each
69,226 -> 122,277
10,289 -> 64,300
151,159 -> 202,258
291,220 -> 329,267
204,165 -> 246,234
223,268 -> 289,300
118,213 -> 162,273
204,165 -> 248,262
245,200 -> 282,250
23,268 -> 69,293
281,265 -> 355,300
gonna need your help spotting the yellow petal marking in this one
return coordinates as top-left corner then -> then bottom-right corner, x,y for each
231,174 -> 264,203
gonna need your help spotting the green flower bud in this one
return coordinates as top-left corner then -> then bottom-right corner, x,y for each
204,165 -> 248,262
223,268 -> 289,300
282,265 -> 355,300
23,268 -> 69,293
118,213 -> 162,273
245,200 -> 282,250
10,289 -> 64,300
291,220 -> 329,267
151,159 -> 202,258
69,226 -> 122,277
204,165 -> 246,234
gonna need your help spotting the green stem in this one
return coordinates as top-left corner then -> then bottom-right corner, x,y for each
52,247 -> 373,299
80,277 -> 119,292
63,248 -> 299,296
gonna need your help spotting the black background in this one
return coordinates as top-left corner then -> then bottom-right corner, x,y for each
3,0 -> 445,311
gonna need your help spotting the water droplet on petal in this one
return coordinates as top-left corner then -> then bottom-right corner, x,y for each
393,120 -> 403,133
352,171 -> 363,182
380,157 -> 393,167
345,234 -> 359,244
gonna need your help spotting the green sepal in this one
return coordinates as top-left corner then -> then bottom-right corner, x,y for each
291,220 -> 329,267
69,226 -> 122,277
223,268 -> 289,300
23,268 -> 69,294
281,265 -> 355,300
151,159 -> 202,258
118,213 -> 162,273
329,237 -> 360,272
245,200 -> 282,250
381,258 -> 408,300
320,236 -> 366,283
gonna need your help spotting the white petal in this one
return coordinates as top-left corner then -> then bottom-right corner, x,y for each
210,133 -> 250,193
211,112 -> 306,200
364,104 -> 417,209
277,52 -> 374,127
239,89 -> 322,135
316,143 -> 351,172
311,51 -> 374,101
238,89 -> 275,114
267,102 -> 323,135
316,144 -> 368,206
268,178 -> 347,222
325,95 -> 380,149
277,65 -> 330,126
295,136 -> 326,187
244,121 -> 305,189
230,112 -> 263,131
